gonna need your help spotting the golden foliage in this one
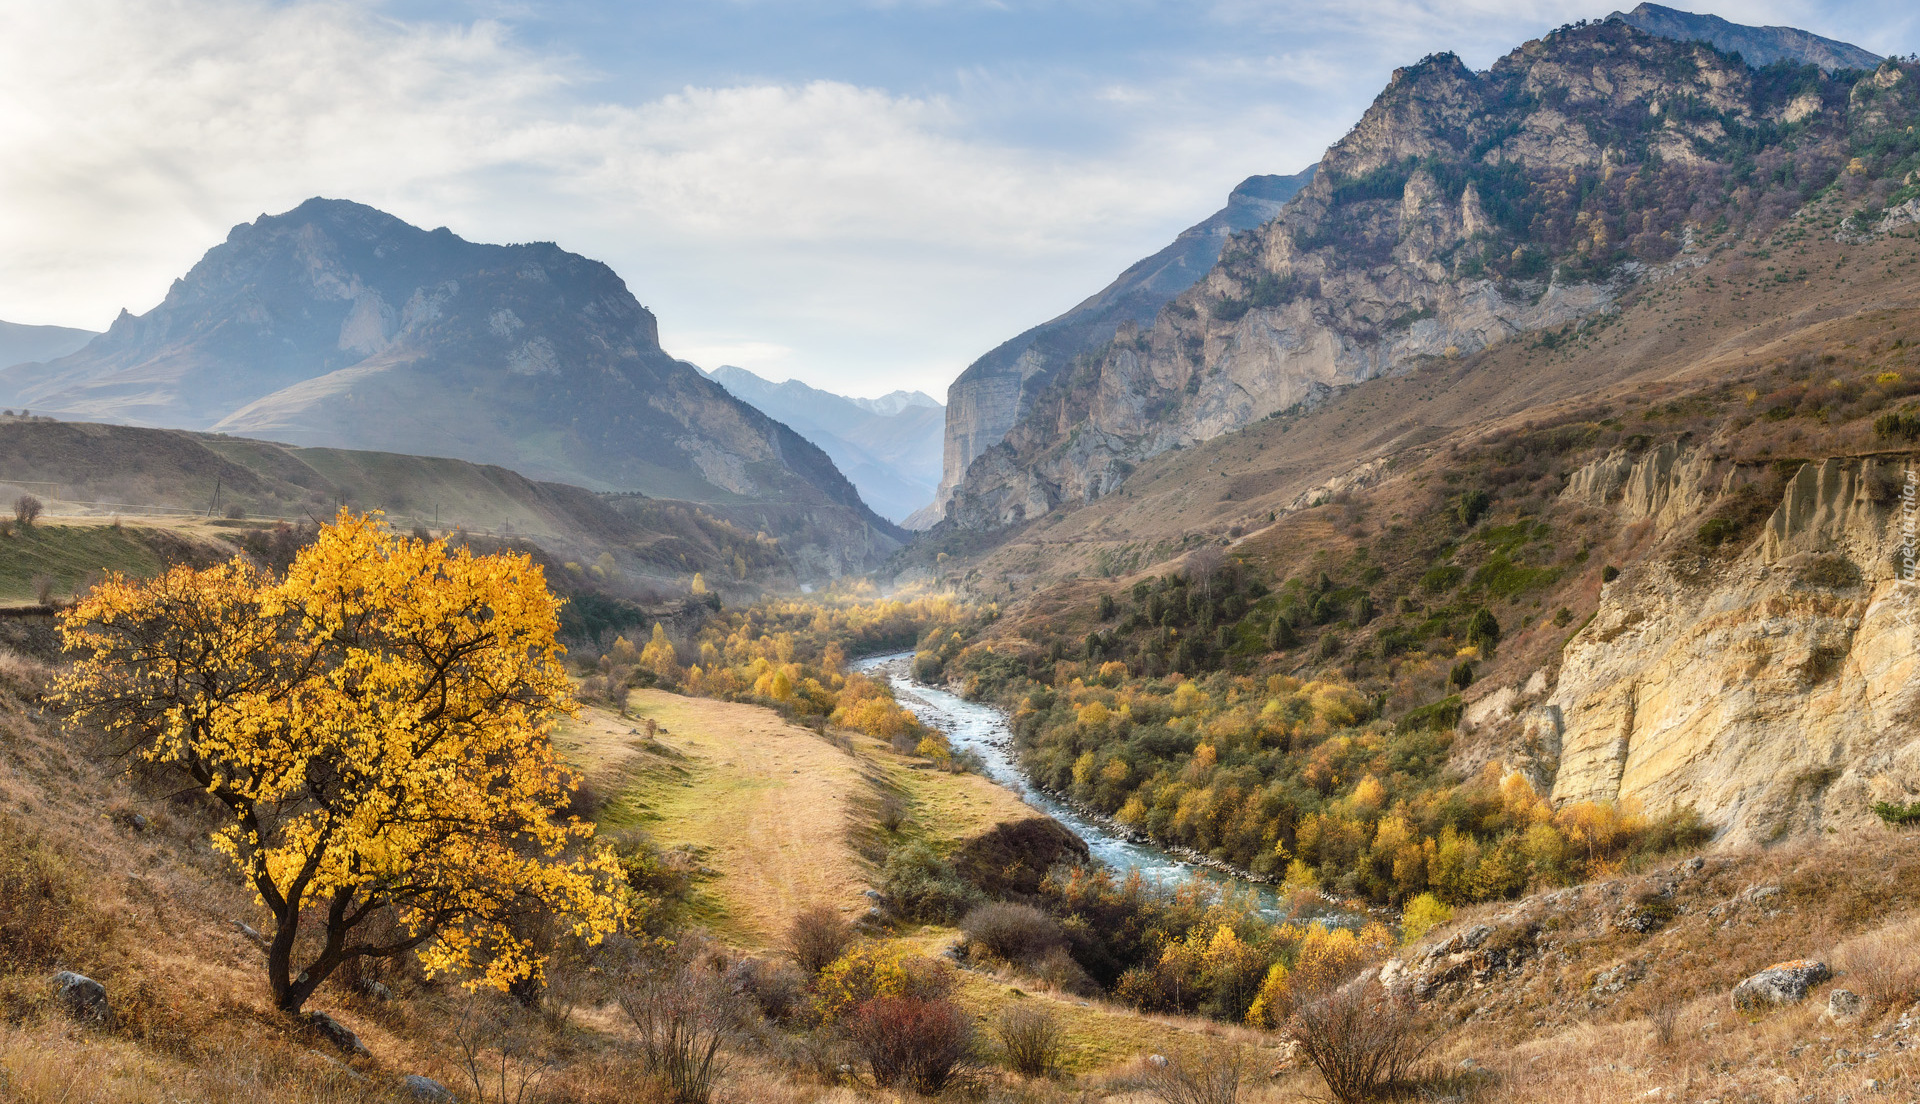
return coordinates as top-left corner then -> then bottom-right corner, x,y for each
56,511 -> 622,1013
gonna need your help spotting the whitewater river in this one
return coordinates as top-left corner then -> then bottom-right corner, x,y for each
856,652 -> 1290,917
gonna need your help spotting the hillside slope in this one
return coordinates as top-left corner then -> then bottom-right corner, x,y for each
0,320 -> 95,372
902,149 -> 1920,860
0,417 -> 830,591
0,199 -> 902,567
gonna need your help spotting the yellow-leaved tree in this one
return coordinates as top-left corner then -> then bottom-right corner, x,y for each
57,511 -> 623,1014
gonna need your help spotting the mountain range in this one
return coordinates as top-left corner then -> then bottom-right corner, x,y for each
0,199 -> 903,570
1609,2 -> 1882,72
939,10 -> 1910,529
701,365 -> 943,526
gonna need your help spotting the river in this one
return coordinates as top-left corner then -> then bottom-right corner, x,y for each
856,652 -> 1293,917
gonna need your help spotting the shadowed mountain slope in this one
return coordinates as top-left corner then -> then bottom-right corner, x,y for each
0,199 -> 902,567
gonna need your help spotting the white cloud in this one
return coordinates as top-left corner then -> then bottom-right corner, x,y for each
6,0 -> 1897,397
0,0 -> 1297,395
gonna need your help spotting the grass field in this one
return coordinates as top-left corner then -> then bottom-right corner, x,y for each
0,523 -> 169,601
556,690 -> 1032,949
554,689 -> 1280,1075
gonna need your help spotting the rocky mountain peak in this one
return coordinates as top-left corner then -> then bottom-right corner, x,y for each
1609,3 -> 1882,73
0,199 -> 903,566
942,19 -> 1918,531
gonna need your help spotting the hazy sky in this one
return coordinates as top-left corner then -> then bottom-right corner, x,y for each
0,1 -> 1910,397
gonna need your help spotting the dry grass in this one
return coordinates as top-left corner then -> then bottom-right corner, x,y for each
577,692 -> 874,947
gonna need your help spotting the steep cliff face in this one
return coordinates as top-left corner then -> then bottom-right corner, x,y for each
947,21 -> 1906,530
1460,449 -> 1920,846
932,169 -> 1316,517
0,199 -> 904,568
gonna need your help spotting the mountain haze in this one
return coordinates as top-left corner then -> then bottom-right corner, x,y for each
0,319 -> 96,374
702,365 -> 943,526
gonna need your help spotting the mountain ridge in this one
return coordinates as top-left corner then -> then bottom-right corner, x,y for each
0,198 -> 904,567
943,17 -> 1915,530
930,167 -> 1317,521
701,365 -> 944,525
1609,2 -> 1882,73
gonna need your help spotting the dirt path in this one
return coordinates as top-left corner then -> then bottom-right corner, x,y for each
606,691 -> 871,947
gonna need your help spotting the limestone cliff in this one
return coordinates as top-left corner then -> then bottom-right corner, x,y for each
933,169 -> 1315,517
946,21 -> 1910,531
1468,449 -> 1920,845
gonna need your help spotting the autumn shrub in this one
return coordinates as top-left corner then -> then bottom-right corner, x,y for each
1836,917 -> 1920,1013
846,996 -> 975,1093
725,956 -> 809,1025
784,905 -> 854,976
0,816 -> 79,976
960,902 -> 1065,966
618,959 -> 745,1104
1141,1042 -> 1248,1104
1287,981 -> 1433,1104
1399,893 -> 1453,942
812,944 -> 954,1023
994,1005 -> 1064,1078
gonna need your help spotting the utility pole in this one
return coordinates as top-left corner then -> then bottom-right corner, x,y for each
206,476 -> 221,518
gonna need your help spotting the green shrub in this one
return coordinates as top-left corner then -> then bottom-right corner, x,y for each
1398,696 -> 1463,732
1873,801 -> 1920,827
1696,517 -> 1738,547
1874,407 -> 1920,440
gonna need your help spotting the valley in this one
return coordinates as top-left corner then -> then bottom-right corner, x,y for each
3,5 -> 1920,1103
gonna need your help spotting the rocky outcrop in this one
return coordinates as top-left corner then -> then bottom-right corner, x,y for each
946,27 -> 1914,531
1529,456 -> 1920,843
1562,441 -> 1731,528
1732,960 -> 1831,1012
935,170 -> 1315,515
50,970 -> 109,1025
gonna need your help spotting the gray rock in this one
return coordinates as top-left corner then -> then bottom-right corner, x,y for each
1732,960 -> 1831,1012
404,1074 -> 456,1102
50,971 -> 109,1025
305,1010 -> 370,1057
1826,988 -> 1865,1021
356,979 -> 394,1002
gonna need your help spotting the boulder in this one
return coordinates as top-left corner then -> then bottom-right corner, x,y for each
305,1010 -> 371,1057
404,1074 -> 456,1102
1825,988 -> 1865,1022
1731,960 -> 1831,1012
356,979 -> 394,1002
50,971 -> 109,1025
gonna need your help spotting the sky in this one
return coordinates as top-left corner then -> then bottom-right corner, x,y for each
0,1 -> 1911,398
